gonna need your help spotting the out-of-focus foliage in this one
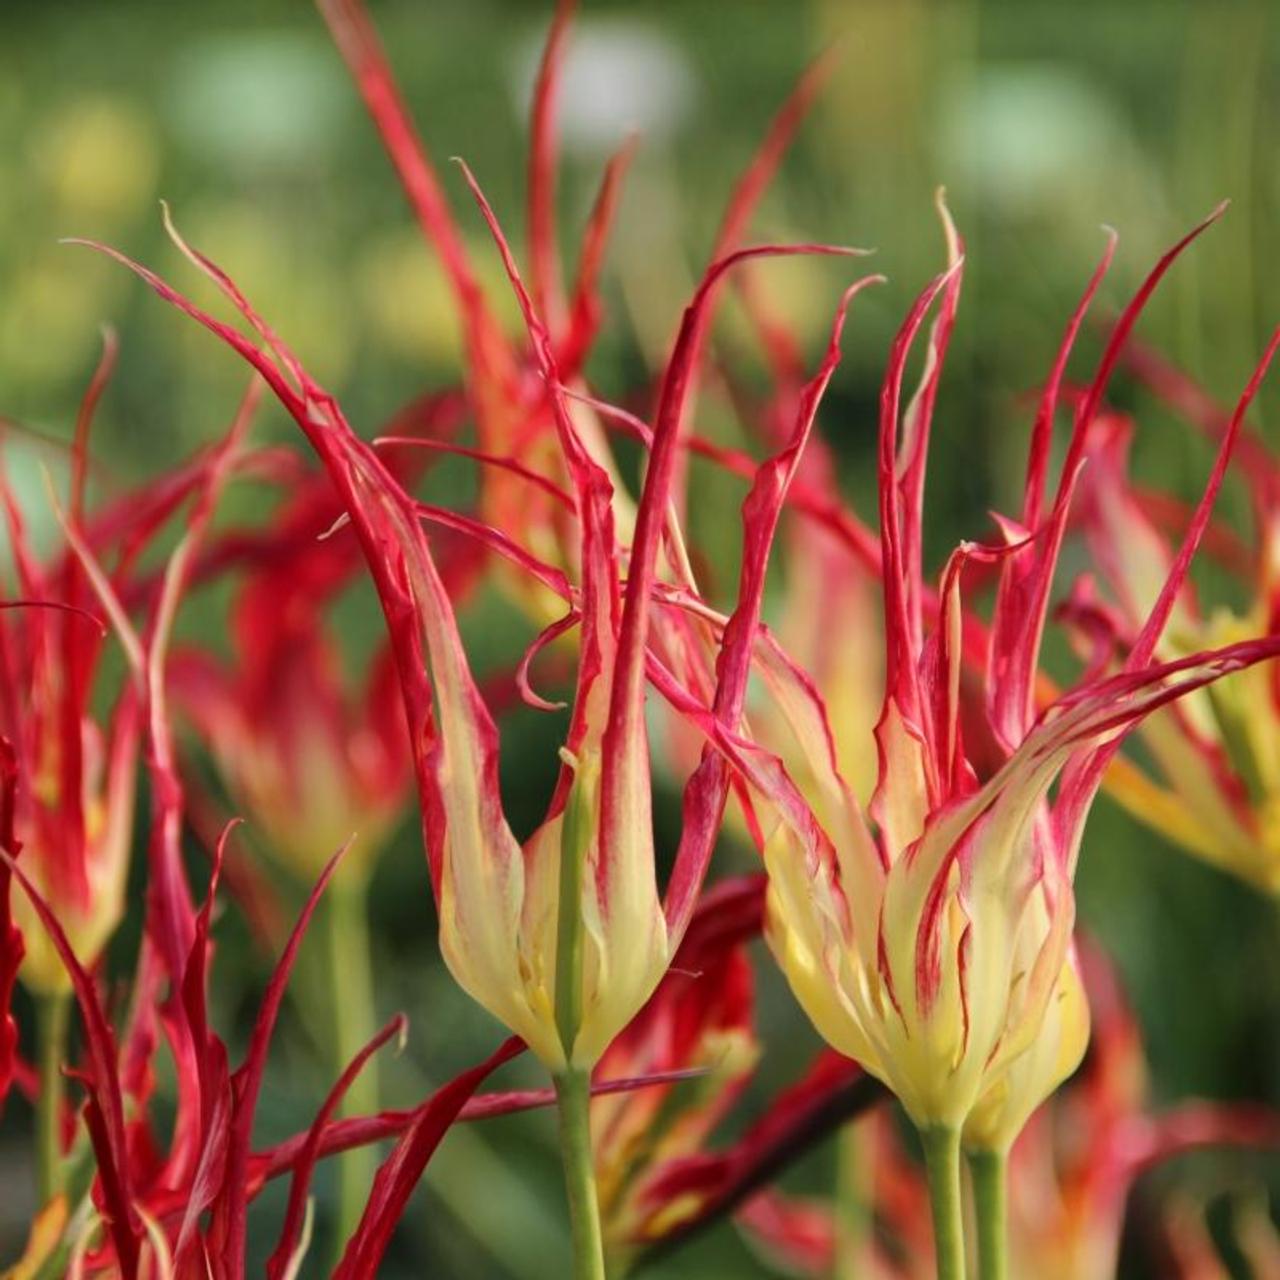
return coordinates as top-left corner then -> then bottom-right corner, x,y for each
2,1 -> 1279,1275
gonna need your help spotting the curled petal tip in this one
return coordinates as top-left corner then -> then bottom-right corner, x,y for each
160,201 -> 194,253
316,512 -> 350,542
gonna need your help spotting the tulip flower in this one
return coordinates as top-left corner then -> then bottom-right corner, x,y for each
1,406 -> 525,1279
166,389 -> 479,1250
317,0 -> 837,652
316,1 -> 888,992
0,562 -> 139,1009
1071,340 -> 1280,896
0,339 -> 169,1201
0,350 -> 139,976
75,168 -> 869,1270
317,0 -> 636,630
73,8 -> 867,1267
666,204 -> 1280,1278
730,943 -> 1280,1280
0,558 -> 140,1204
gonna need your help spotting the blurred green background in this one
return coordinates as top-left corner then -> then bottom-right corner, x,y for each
2,0 -> 1280,1275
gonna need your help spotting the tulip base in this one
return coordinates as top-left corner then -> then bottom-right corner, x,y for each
35,989 -> 71,1204
921,1126 -> 966,1280
968,1147 -> 1008,1280
553,1067 -> 606,1280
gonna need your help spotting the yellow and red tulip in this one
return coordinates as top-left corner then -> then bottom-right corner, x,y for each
317,0 -> 635,630
730,943 -> 1280,1280
70,157 -> 882,1275
78,179 -> 870,1076
160,389 -> 481,1246
658,206 -> 1280,1275
56,9 -> 1280,1270
758,214 -> 1279,1129
0,344 -> 142,997
1073,334 -> 1280,894
0,421 -> 526,1276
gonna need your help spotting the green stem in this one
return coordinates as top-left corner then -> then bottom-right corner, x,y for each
35,989 -> 71,1204
968,1147 -> 1008,1280
553,1068 -> 606,1280
325,880 -> 377,1254
921,1126 -> 966,1280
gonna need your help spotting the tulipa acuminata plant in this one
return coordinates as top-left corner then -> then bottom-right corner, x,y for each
73,185 -> 879,1272
3,2 -> 1280,1274
645,204 -> 1280,1277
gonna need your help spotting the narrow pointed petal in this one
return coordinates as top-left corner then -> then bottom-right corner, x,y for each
267,1014 -> 409,1280
332,1036 -> 524,1278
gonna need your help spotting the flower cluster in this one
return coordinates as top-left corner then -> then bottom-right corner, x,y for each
1,2 -> 1278,1277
